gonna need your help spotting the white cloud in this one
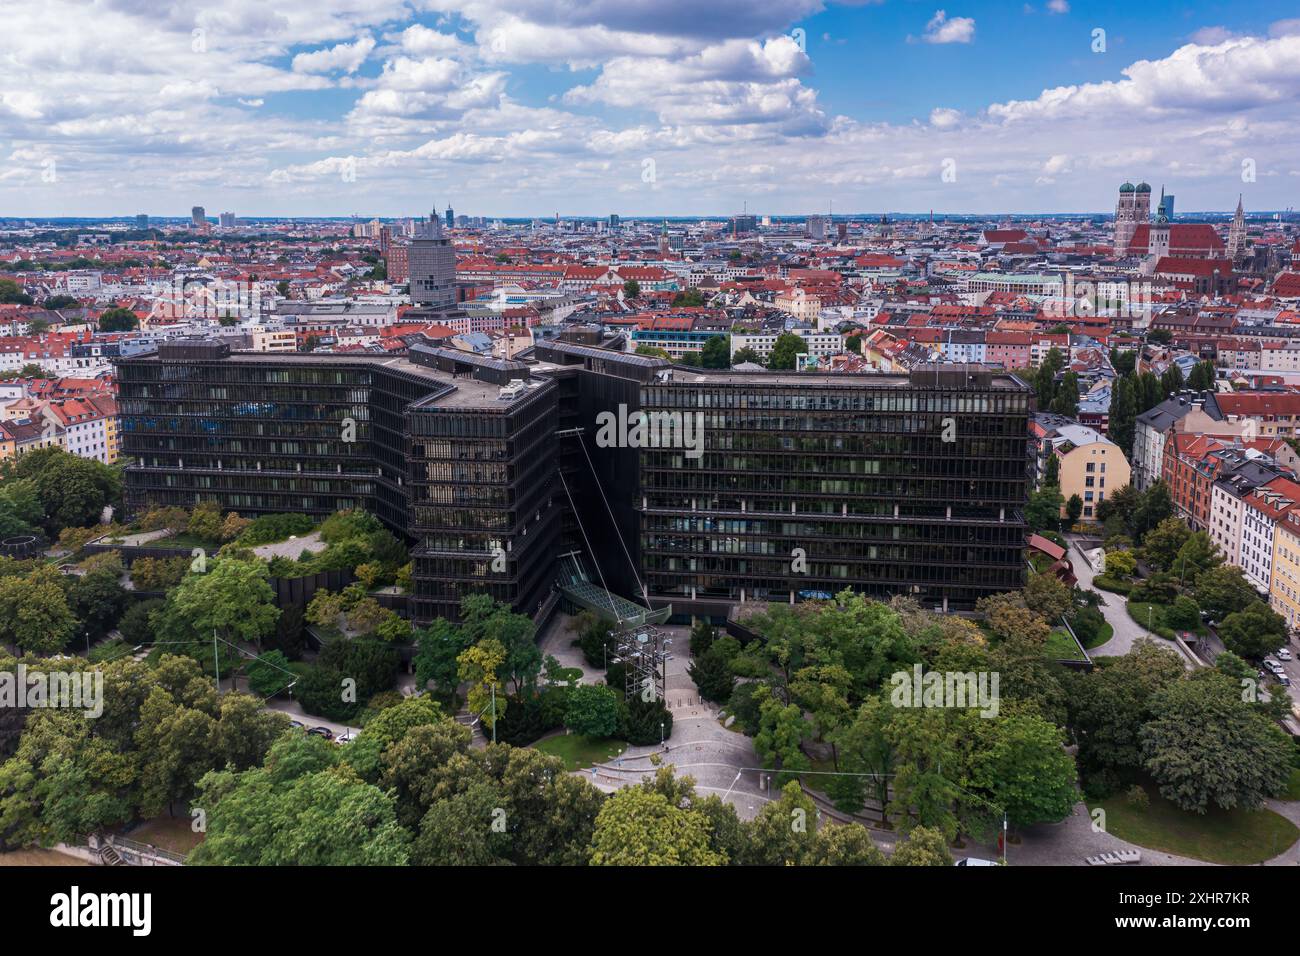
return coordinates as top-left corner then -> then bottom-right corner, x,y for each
292,35 -> 376,74
929,107 -> 962,128
923,10 -> 976,44
1046,0 -> 1069,14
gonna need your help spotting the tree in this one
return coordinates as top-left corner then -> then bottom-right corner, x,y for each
414,617 -> 471,699
1141,516 -> 1191,570
1043,454 -> 1060,487
741,782 -> 818,865
0,279 -> 33,306
890,825 -> 954,866
966,711 -> 1078,828
564,684 -> 622,738
1187,359 -> 1217,392
0,566 -> 78,653
189,761 -> 410,865
1164,594 -> 1200,630
457,639 -> 507,731
154,557 -> 280,653
1194,565 -> 1256,619
807,822 -> 886,866
732,346 -> 763,366
130,555 -> 189,591
1217,601 -> 1288,659
977,592 -> 1050,645
344,695 -> 443,782
97,306 -> 139,332
1065,493 -> 1083,526
67,566 -> 129,640
700,335 -> 731,369
1065,640 -> 1185,781
1141,672 -> 1292,813
688,645 -> 735,703
1050,371 -> 1080,417
752,686 -> 812,785
1173,531 -> 1222,586
1023,572 -> 1073,623
1025,485 -> 1064,534
1105,549 -> 1137,578
589,787 -> 724,866
8,447 -> 121,532
622,279 -> 640,299
246,650 -> 294,698
1131,481 -> 1174,542
766,332 -> 808,371
1160,363 -> 1185,398
1108,374 -> 1137,457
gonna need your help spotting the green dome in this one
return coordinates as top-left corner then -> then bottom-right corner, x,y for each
1119,182 -> 1135,193
1135,182 -> 1152,192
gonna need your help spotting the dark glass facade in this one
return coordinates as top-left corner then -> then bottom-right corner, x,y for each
635,368 -> 1031,614
117,342 -> 558,624
117,342 -> 1030,625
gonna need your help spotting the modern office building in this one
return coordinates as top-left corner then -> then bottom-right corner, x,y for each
191,206 -> 206,228
135,214 -> 149,230
408,212 -> 457,310
117,341 -> 1031,624
116,340 -> 560,623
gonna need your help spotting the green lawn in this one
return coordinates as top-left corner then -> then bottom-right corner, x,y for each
153,532 -> 218,551
532,734 -> 626,771
1126,602 -> 1205,641
1079,621 -> 1114,650
1045,629 -> 1087,661
1092,575 -> 1131,596
1089,783 -> 1300,865
1285,769 -> 1300,802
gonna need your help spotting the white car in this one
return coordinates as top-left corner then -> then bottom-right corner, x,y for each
1263,659 -> 1284,674
1276,648 -> 1292,662
955,857 -> 1001,867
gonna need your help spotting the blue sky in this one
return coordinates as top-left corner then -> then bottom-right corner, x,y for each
2,1 -> 1299,217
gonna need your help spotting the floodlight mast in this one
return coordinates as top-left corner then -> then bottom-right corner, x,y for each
612,623 -> 668,704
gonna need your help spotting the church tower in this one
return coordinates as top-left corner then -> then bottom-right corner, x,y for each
1227,194 -> 1246,260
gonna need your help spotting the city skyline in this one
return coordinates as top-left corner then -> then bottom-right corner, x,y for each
2,2 -> 1300,217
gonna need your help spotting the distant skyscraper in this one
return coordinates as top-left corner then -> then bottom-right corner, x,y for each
191,206 -> 206,228
806,215 -> 831,240
135,214 -> 149,230
219,211 -> 236,228
1158,191 -> 1175,221
730,214 -> 757,235
445,205 -> 454,229
608,213 -> 620,230
408,211 -> 456,308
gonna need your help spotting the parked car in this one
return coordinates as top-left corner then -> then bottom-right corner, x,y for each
1276,648 -> 1292,662
1278,674 -> 1291,687
288,720 -> 305,729
335,731 -> 357,744
306,726 -> 334,740
955,858 -> 1000,867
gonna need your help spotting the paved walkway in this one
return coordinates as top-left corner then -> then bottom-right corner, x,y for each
1066,535 -> 1193,664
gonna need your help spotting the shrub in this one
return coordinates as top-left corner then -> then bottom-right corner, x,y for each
621,694 -> 673,746
1164,594 -> 1200,630
1125,784 -> 1150,810
236,513 -> 315,546
294,664 -> 362,722
131,555 -> 189,591
247,650 -> 294,698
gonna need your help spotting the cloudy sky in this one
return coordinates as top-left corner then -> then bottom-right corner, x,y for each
2,0 -> 1299,217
